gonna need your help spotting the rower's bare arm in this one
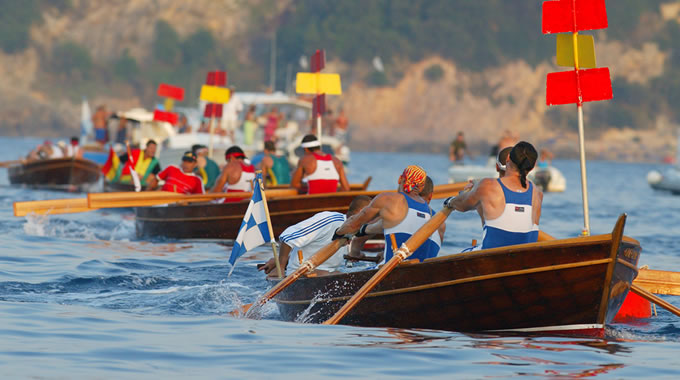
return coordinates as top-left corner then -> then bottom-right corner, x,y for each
290,159 -> 305,190
364,219 -> 383,235
336,195 -> 388,235
533,185 -> 543,225
446,178 -> 488,211
334,158 -> 350,191
210,169 -> 229,193
260,242 -> 291,275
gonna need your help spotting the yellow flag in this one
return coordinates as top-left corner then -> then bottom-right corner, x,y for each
296,72 -> 342,95
556,33 -> 596,69
200,85 -> 231,104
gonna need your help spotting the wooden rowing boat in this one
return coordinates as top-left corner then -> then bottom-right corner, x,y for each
135,190 -> 378,240
7,157 -> 101,192
134,183 -> 466,240
269,214 -> 640,337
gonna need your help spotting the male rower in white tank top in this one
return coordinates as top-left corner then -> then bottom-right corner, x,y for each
333,166 -> 445,263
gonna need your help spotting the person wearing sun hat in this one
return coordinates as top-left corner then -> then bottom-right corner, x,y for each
147,151 -> 204,194
332,165 -> 444,264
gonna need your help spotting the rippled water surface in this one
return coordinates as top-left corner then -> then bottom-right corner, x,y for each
2,137 -> 680,379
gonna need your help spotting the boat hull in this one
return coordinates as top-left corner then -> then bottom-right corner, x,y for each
135,191 -> 364,240
8,158 -> 101,192
271,215 -> 639,336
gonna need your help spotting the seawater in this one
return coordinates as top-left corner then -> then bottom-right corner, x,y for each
1,136 -> 680,379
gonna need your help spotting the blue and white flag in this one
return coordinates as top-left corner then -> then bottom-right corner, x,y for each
229,173 -> 271,273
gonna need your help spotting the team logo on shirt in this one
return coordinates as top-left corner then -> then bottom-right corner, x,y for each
417,212 -> 426,218
515,206 -> 525,212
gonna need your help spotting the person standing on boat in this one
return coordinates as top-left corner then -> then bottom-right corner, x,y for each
258,195 -> 373,276
291,134 -> 350,194
117,140 -> 161,187
192,144 -> 220,190
445,141 -> 543,251
260,140 -> 291,186
449,132 -> 470,164
147,151 -> 204,194
210,146 -> 255,202
333,165 -> 443,263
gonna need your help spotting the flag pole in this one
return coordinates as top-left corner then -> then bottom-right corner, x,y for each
572,31 -> 590,236
256,170 -> 283,278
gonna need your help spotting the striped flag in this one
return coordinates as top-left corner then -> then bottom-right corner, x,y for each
101,146 -> 120,181
229,173 -> 272,273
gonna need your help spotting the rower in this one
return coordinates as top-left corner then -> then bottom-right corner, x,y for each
192,144 -> 220,189
117,140 -> 161,188
445,141 -> 543,251
258,195 -> 372,276
147,151 -> 204,194
333,166 -> 442,263
260,140 -> 291,186
291,134 -> 350,194
210,146 -> 255,202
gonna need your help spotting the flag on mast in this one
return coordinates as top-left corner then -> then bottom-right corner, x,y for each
229,173 -> 272,275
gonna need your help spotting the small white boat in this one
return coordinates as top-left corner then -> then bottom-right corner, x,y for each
529,165 -> 566,192
448,163 -> 498,183
647,167 -> 680,194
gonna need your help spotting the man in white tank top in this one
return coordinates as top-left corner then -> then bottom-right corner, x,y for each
334,166 -> 445,263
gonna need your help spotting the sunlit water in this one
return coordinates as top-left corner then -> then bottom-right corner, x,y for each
1,136 -> 680,379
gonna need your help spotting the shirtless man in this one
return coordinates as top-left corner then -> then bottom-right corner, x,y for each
210,146 -> 255,202
92,105 -> 109,145
333,166 -> 443,263
445,141 -> 543,250
291,134 -> 350,194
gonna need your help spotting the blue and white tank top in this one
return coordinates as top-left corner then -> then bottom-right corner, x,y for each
382,193 -> 441,263
481,179 -> 539,249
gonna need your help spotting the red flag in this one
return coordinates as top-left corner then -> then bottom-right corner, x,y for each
312,94 -> 326,117
310,50 -> 325,73
153,110 -> 178,125
203,103 -> 223,118
542,0 -> 608,34
157,84 -> 185,101
206,71 -> 227,86
546,67 -> 612,106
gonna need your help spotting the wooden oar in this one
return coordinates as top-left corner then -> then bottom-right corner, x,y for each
0,159 -> 21,168
14,198 -> 96,217
87,188 -> 298,208
634,268 -> 680,296
231,238 -> 350,317
324,206 -> 453,325
630,283 -> 680,318
14,189 -> 298,217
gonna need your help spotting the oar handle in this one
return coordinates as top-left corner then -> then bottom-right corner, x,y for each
324,207 -> 453,325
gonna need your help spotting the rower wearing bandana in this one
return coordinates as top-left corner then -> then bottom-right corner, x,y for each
291,134 -> 350,194
333,165 -> 444,263
210,146 -> 255,202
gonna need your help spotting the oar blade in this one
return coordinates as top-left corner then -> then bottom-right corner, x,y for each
14,198 -> 95,217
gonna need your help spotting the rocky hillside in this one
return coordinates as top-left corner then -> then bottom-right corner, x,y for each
1,1 -> 680,161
